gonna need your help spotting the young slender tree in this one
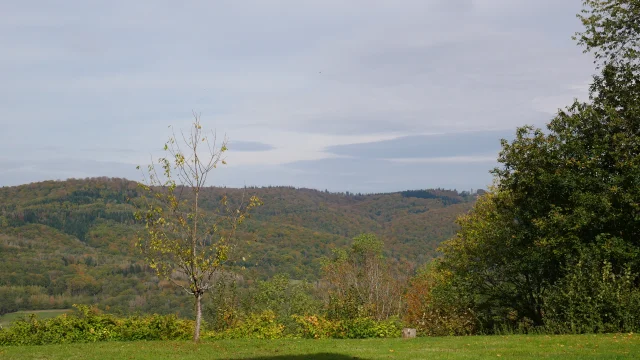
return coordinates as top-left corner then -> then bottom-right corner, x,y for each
321,234 -> 407,321
135,114 -> 262,341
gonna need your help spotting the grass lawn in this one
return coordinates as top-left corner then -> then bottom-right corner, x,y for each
0,309 -> 72,328
0,334 -> 637,359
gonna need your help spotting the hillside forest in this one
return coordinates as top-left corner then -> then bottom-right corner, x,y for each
0,178 -> 475,321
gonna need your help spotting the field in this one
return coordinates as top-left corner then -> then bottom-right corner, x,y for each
1,334 -> 638,359
0,310 -> 72,328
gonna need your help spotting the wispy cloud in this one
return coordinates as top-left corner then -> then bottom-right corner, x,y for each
228,141 -> 275,152
0,0 -> 595,191
324,131 -> 514,160
387,156 -> 498,164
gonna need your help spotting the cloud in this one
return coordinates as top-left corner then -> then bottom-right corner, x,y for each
79,147 -> 136,153
387,156 -> 498,164
0,0 -> 596,191
228,141 -> 274,152
325,131 -> 514,160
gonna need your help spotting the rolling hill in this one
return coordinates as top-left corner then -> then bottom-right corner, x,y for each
0,177 -> 477,316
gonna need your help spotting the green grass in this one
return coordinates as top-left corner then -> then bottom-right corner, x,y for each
0,310 -> 72,328
0,334 -> 638,359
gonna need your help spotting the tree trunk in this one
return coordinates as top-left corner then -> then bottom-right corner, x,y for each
194,292 -> 202,342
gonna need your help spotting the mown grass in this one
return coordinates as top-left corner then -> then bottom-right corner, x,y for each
0,310 -> 71,328
0,333 -> 638,359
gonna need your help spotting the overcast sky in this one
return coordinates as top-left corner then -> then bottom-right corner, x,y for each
1,0 -> 595,192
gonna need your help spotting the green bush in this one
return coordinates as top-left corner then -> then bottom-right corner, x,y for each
205,310 -> 285,339
0,305 -> 400,345
115,313 -> 192,341
293,314 -> 401,339
543,250 -> 640,334
405,263 -> 479,336
293,314 -> 340,339
0,304 -> 193,345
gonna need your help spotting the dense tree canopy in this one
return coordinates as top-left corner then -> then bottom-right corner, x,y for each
435,0 -> 640,332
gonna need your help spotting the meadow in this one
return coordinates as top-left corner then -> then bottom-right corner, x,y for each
1,334 -> 637,359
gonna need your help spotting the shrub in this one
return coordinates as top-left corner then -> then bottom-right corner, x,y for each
115,313 -> 192,341
293,314 -> 401,339
405,263 -> 478,336
292,314 -> 340,339
543,250 -> 640,334
0,304 -> 193,345
206,310 -> 285,339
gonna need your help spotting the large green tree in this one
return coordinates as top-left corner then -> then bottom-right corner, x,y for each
436,0 -> 640,331
135,115 -> 262,341
440,100 -> 640,328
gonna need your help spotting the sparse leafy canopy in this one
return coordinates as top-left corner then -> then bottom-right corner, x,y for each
575,0 -> 640,68
322,234 -> 407,321
134,114 -> 262,341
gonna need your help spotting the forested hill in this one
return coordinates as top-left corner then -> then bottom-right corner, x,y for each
0,177 -> 476,315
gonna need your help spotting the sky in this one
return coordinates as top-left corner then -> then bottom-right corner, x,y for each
1,0 -> 596,193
